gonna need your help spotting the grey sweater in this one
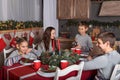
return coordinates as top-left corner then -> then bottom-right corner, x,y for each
5,49 -> 38,66
83,50 -> 120,79
75,34 -> 93,53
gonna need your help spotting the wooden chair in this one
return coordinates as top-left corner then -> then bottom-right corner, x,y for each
3,48 -> 14,60
54,61 -> 84,80
110,64 -> 120,80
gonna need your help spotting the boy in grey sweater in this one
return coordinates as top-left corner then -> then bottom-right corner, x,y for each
83,32 -> 120,80
75,23 -> 93,54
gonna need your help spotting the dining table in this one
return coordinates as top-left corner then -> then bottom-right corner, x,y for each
2,61 -> 97,80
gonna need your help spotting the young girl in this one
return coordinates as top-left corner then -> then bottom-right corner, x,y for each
4,37 -> 39,66
75,23 -> 93,54
38,26 -> 58,54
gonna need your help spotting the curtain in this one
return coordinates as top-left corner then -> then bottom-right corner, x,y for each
0,0 -> 2,20
0,0 -> 42,21
0,0 -> 8,20
43,0 -> 59,37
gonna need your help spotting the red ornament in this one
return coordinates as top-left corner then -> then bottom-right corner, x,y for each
0,37 -> 6,52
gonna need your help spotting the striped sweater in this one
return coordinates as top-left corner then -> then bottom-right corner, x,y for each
4,49 -> 39,66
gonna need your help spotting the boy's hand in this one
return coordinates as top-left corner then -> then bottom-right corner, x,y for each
75,44 -> 81,49
26,48 -> 32,54
87,55 -> 93,61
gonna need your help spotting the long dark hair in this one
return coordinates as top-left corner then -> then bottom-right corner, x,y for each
42,27 -> 56,51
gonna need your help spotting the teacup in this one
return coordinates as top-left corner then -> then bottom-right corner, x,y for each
75,49 -> 82,55
33,60 -> 41,70
60,60 -> 69,69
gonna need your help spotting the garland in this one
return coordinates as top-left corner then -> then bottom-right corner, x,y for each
0,20 -> 43,30
65,20 -> 120,27
82,20 -> 120,27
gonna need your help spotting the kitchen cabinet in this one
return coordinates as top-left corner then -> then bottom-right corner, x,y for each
57,0 -> 90,20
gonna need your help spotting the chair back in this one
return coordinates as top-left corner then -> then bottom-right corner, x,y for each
110,64 -> 120,80
32,44 -> 37,49
3,48 -> 14,60
54,61 -> 84,80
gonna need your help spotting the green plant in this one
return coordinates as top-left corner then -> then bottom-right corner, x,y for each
66,20 -> 79,26
82,20 -> 120,28
39,50 -> 80,67
0,20 -> 43,30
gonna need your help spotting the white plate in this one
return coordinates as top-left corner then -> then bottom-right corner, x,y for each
79,58 -> 87,61
19,60 -> 33,65
37,70 -> 55,77
80,54 -> 88,57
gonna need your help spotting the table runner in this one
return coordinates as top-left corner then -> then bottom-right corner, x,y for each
2,63 -> 97,80
9,66 -> 35,80
3,63 -> 21,80
7,65 -> 26,80
2,63 -> 37,80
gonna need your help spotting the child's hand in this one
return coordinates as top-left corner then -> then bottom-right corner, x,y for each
75,44 -> 81,49
21,54 -> 25,57
87,55 -> 93,61
26,48 -> 32,54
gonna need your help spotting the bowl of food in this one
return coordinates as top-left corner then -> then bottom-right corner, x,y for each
20,58 -> 34,65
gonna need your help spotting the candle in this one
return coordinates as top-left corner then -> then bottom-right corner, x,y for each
52,39 -> 55,52
58,39 -> 60,50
